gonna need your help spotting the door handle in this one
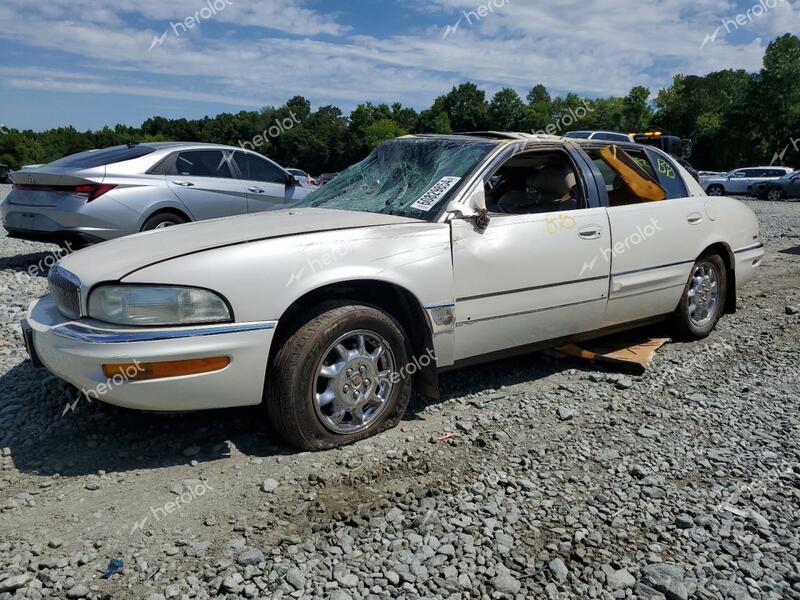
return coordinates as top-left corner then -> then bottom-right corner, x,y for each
248,187 -> 266,194
578,225 -> 602,240
687,214 -> 703,224
173,181 -> 195,187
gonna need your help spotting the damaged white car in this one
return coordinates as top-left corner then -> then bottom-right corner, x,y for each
22,133 -> 764,450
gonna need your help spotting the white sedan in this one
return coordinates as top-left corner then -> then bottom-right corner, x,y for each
22,133 -> 764,450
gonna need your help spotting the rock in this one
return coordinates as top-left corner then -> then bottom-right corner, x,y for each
66,583 -> 90,598
549,558 -> 569,582
491,573 -> 521,595
786,304 -> 799,315
616,377 -> 633,389
638,427 -> 659,439
261,479 -> 279,493
640,563 -> 688,600
236,548 -> 264,566
335,572 -> 358,588
557,407 -> 576,421
674,514 -> 694,529
635,583 -> 667,600
0,574 -> 32,593
286,567 -> 305,590
607,568 -> 636,590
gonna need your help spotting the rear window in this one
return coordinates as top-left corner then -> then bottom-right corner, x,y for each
594,132 -> 631,142
48,145 -> 156,169
645,150 -> 688,199
565,131 -> 591,139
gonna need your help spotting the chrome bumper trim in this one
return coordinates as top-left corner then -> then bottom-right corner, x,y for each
51,321 -> 277,344
734,242 -> 764,254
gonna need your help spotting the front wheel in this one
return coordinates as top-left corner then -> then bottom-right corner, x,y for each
706,184 -> 725,197
671,254 -> 727,340
766,187 -> 784,202
265,304 -> 413,450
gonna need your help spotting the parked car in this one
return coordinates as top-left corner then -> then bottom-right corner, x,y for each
1,142 -> 312,248
750,171 -> 800,201
565,131 -> 634,143
21,133 -> 763,450
0,163 -> 9,183
703,166 -> 793,196
286,168 -> 318,188
318,173 -> 339,186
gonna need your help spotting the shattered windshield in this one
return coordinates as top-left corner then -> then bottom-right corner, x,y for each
295,138 -> 496,220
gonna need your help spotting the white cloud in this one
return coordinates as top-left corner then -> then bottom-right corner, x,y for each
0,0 -> 792,118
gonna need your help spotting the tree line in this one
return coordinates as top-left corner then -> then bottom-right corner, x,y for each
1,34 -> 798,174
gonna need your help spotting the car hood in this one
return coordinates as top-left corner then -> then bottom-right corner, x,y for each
57,208 -> 419,285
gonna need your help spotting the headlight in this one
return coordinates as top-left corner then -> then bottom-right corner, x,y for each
88,285 -> 231,326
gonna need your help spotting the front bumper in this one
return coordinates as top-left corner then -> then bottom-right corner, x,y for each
24,295 -> 276,412
734,242 -> 765,290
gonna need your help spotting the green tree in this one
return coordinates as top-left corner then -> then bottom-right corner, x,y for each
442,83 -> 488,131
488,88 -> 526,131
364,119 -> 408,148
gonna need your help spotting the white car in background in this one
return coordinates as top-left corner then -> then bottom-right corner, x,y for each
22,133 -> 763,450
565,131 -> 635,143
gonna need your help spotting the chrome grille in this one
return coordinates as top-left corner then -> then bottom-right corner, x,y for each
48,266 -> 82,319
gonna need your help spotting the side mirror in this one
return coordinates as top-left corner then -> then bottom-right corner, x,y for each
285,173 -> 297,187
449,187 -> 491,231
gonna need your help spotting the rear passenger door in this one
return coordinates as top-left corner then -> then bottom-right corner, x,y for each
602,148 -> 705,326
232,152 -> 306,212
165,150 -> 249,220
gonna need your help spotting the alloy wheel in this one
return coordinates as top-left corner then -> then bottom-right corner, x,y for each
312,330 -> 396,434
687,261 -> 720,326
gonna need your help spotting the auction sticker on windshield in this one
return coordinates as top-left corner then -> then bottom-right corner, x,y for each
410,177 -> 462,212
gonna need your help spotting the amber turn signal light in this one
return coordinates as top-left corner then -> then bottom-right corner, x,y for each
102,356 -> 231,381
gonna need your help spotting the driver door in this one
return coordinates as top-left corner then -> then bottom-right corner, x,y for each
451,149 -> 611,362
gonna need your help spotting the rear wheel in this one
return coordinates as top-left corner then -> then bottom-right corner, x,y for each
706,184 -> 725,197
671,254 -> 727,340
265,304 -> 412,450
141,212 -> 188,231
766,187 -> 784,202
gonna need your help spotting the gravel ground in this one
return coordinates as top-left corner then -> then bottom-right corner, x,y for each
0,185 -> 798,600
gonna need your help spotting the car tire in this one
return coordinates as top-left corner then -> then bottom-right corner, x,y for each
141,212 -> 188,231
671,254 -> 727,340
265,303 -> 413,451
766,187 -> 784,202
706,184 -> 725,197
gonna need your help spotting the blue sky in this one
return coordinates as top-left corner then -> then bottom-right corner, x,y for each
0,0 -> 796,131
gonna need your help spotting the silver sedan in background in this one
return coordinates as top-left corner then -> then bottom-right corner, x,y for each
1,142 -> 311,248
703,166 -> 793,196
